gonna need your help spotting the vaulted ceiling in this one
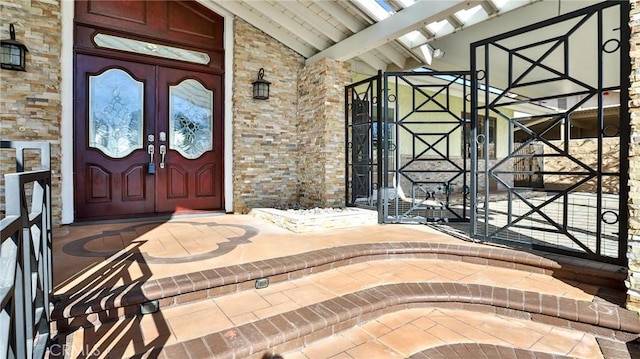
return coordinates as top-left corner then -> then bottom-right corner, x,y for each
202,0 -> 604,74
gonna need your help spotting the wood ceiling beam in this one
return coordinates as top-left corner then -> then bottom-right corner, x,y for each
314,0 -> 364,33
286,1 -> 345,43
357,52 -> 388,72
306,0 -> 466,65
214,1 -> 315,57
379,44 -> 407,69
447,15 -> 464,29
481,0 -> 500,15
342,0 -> 376,25
386,0 -> 405,12
245,1 -> 331,51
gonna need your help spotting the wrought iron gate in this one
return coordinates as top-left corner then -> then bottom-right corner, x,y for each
345,71 -> 470,224
470,1 -> 629,264
345,72 -> 382,222
382,71 -> 470,223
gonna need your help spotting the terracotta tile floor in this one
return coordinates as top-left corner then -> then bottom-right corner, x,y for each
53,214 -> 459,295
284,308 -> 603,359
51,214 -> 632,358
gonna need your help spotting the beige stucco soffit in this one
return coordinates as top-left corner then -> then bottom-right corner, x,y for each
305,0 -> 466,66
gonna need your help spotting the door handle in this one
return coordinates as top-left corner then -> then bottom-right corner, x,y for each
159,145 -> 167,169
148,145 -> 156,174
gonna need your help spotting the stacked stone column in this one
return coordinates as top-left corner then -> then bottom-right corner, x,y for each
297,58 -> 351,209
628,0 -> 640,313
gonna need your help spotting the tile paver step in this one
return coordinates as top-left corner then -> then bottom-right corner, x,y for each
50,216 -> 637,359
51,241 -> 627,328
283,308 -> 601,359
55,258 -> 639,358
152,282 -> 638,359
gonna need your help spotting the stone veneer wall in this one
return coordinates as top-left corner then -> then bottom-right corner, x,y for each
0,1 -> 62,222
297,58 -> 351,208
232,19 -> 305,213
544,138 -> 620,194
629,0 -> 640,313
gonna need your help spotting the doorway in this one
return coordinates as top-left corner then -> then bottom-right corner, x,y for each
73,0 -> 225,221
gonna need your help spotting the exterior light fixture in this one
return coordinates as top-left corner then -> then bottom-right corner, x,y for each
1,24 -> 28,71
252,68 -> 271,100
419,44 -> 444,66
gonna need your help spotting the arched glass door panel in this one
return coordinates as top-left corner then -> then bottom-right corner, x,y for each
88,68 -> 144,158
169,79 -> 213,159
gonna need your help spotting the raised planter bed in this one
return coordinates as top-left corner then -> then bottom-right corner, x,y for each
251,207 -> 378,233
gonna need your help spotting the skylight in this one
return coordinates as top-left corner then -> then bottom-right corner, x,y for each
399,30 -> 425,48
375,0 -> 394,13
351,0 -> 536,70
491,0 -> 511,8
426,19 -> 453,37
355,0 -> 393,20
455,5 -> 483,23
396,0 -> 417,8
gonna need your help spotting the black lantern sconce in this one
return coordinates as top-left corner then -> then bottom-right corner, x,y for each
252,68 -> 271,100
1,24 -> 28,71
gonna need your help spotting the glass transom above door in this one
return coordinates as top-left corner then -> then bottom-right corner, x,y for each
88,68 -> 144,158
169,79 -> 213,159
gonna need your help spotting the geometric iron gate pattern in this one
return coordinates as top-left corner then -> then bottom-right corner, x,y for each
382,71 -> 470,223
470,1 -> 630,264
345,71 -> 472,224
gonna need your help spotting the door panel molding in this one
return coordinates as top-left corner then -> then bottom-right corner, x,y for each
196,165 -> 215,197
167,166 -> 188,199
122,165 -> 146,200
86,164 -> 111,202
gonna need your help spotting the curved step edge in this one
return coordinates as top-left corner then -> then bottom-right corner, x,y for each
409,343 -> 575,359
155,282 -> 640,359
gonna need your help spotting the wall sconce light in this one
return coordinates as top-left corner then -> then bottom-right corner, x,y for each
1,24 -> 28,71
252,68 -> 271,100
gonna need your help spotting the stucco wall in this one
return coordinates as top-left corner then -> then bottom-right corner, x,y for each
232,19 -> 305,213
0,0 -> 62,221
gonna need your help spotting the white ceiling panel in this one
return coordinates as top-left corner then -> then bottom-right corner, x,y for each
206,0 -> 550,71
204,0 -> 611,106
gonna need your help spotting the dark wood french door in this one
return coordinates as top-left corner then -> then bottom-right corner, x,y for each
156,66 -> 223,213
74,54 -> 223,220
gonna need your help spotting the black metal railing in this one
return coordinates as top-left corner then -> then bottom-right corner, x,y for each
1,140 -> 53,359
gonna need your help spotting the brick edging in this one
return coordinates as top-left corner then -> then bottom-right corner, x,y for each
155,282 -> 640,359
409,343 -> 574,359
52,242 -> 627,323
